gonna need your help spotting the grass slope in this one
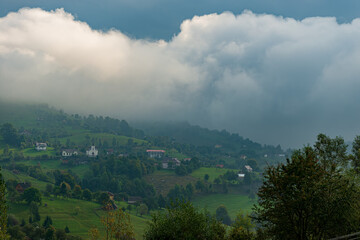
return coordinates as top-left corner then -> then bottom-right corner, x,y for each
1,168 -> 51,191
8,197 -> 149,239
191,167 -> 232,182
15,159 -> 90,178
144,170 -> 198,196
192,193 -> 256,220
22,147 -> 57,157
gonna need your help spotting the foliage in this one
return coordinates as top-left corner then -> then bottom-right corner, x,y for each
0,167 -> 9,239
231,211 -> 254,235
29,201 -> 41,222
23,187 -> 42,205
0,123 -> 22,147
144,201 -> 226,240
215,205 -> 232,226
43,216 -> 53,228
137,203 -> 149,216
254,143 -> 360,239
101,208 -> 135,240
351,136 -> 360,173
88,226 -> 100,240
314,133 -> 348,170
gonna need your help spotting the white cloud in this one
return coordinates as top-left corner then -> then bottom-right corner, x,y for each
1,8 -> 360,147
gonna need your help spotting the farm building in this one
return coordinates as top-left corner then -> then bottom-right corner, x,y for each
162,157 -> 181,169
35,142 -> 47,151
146,149 -> 165,158
16,182 -> 31,193
62,149 -> 78,157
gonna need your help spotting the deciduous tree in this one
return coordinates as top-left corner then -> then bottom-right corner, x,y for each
254,146 -> 360,239
144,201 -> 226,240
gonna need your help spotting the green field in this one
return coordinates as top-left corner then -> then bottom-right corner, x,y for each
192,193 -> 256,220
8,197 -> 149,239
15,159 -> 90,178
1,168 -> 52,191
191,167 -> 232,182
22,147 -> 57,157
144,170 -> 198,196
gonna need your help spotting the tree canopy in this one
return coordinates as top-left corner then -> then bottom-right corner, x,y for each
144,201 -> 226,240
0,167 -> 9,239
254,138 -> 360,239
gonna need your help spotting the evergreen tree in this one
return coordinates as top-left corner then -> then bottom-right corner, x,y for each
43,216 -> 53,228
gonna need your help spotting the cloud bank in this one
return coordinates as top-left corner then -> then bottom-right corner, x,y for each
1,8 -> 360,147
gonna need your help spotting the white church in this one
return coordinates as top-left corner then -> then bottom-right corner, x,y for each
86,146 -> 98,157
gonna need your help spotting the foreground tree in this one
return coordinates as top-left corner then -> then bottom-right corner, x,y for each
254,145 -> 360,239
0,167 -> 9,239
101,208 -> 135,240
144,201 -> 226,240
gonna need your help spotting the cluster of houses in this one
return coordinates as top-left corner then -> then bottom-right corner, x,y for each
146,149 -> 181,169
238,165 -> 253,178
35,142 -> 99,158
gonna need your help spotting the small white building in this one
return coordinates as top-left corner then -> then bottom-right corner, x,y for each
86,146 -> 98,157
238,173 -> 245,178
62,149 -> 78,157
35,143 -> 47,151
245,165 -> 253,172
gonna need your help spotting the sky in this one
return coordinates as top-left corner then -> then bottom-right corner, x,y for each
1,1 -> 360,148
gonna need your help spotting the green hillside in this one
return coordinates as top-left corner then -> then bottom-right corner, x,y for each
8,197 -> 149,239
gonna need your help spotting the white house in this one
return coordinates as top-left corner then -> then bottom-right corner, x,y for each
162,157 -> 181,169
146,150 -> 165,158
86,146 -> 98,157
62,149 -> 78,157
238,173 -> 245,178
35,143 -> 47,151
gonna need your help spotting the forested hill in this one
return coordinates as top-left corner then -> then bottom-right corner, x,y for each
0,100 -> 287,159
133,121 -> 287,157
0,100 -> 144,139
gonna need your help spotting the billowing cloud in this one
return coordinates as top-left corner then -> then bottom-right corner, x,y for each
1,8 -> 360,147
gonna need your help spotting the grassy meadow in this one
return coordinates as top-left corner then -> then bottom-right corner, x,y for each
8,197 -> 150,239
144,170 -> 198,196
1,168 -> 52,191
193,193 -> 256,220
191,167 -> 231,182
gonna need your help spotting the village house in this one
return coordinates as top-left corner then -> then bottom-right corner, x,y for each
61,149 -> 78,157
238,173 -> 245,178
146,149 -> 165,158
86,146 -> 98,157
245,165 -> 253,172
35,142 -> 47,151
128,196 -> 142,205
16,182 -> 31,193
162,157 -> 181,169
